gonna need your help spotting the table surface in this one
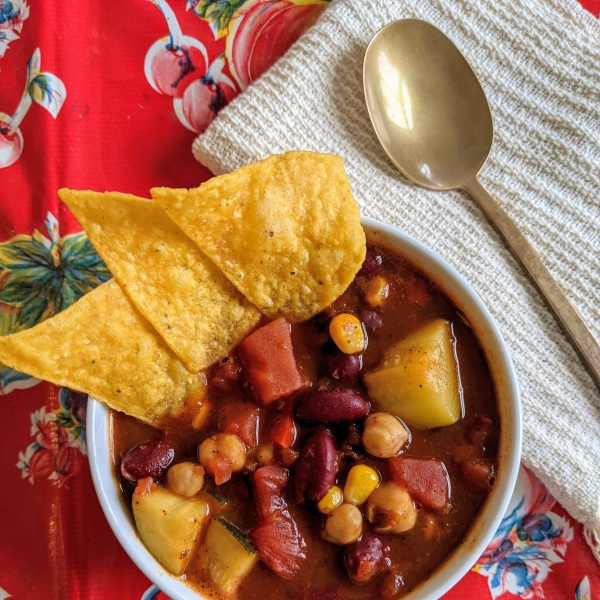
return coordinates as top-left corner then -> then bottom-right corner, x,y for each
0,1 -> 599,598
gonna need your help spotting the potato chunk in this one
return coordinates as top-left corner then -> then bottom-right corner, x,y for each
132,484 -> 208,575
363,319 -> 462,429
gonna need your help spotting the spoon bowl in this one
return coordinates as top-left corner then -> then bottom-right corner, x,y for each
364,19 -> 493,190
363,19 -> 600,389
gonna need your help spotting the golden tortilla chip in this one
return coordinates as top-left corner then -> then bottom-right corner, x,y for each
58,189 -> 261,373
0,279 -> 205,424
151,152 -> 366,322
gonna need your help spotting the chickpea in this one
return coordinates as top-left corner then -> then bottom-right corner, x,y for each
366,482 -> 417,534
199,433 -> 246,473
256,442 -> 275,466
166,461 -> 205,497
362,412 -> 409,458
322,503 -> 363,545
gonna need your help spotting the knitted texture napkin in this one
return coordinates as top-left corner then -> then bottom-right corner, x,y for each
193,0 -> 600,553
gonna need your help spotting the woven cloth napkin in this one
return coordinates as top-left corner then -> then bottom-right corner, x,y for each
193,0 -> 600,554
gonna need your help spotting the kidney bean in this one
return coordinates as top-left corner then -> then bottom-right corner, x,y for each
296,389 -> 369,424
461,458 -> 495,495
344,535 -> 390,583
360,309 -> 383,331
120,439 -> 175,481
357,246 -> 383,278
327,353 -> 362,381
293,428 -> 338,503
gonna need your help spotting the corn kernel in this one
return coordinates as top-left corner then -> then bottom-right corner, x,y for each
329,314 -> 365,354
344,464 -> 380,506
317,485 -> 344,514
191,399 -> 211,430
366,276 -> 389,307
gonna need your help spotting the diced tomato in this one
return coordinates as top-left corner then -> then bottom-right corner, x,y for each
254,464 -> 289,522
266,400 -> 297,448
218,399 -> 260,447
134,476 -> 156,496
238,318 -> 303,404
407,278 -> 430,307
461,459 -> 495,495
390,457 -> 448,510
250,511 -> 307,579
466,415 -> 493,451
208,456 -> 233,486
251,465 -> 306,578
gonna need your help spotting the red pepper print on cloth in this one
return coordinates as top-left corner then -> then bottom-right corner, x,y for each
219,0 -> 328,91
17,387 -> 87,487
0,0 -> 600,598
144,0 -> 328,133
144,0 -> 236,134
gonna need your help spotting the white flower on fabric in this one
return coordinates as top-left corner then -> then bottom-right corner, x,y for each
0,0 -> 29,58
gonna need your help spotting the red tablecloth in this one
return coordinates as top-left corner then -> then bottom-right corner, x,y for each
1,1 -> 599,598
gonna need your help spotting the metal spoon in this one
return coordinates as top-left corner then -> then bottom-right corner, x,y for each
363,18 -> 600,389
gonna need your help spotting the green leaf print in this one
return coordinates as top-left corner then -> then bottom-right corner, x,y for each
189,0 -> 248,38
0,212 -> 112,334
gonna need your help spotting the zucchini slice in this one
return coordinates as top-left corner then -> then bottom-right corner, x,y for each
200,516 -> 258,594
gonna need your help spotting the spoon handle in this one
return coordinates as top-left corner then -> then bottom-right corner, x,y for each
463,177 -> 600,390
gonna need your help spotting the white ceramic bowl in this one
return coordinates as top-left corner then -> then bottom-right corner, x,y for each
88,217 -> 522,600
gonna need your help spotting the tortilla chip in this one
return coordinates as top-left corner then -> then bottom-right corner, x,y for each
151,151 -> 366,322
58,189 -> 261,373
0,279 -> 205,424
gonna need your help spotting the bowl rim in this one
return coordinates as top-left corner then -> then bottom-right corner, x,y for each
87,216 -> 522,600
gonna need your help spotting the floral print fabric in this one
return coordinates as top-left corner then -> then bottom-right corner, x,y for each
0,0 -> 598,598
